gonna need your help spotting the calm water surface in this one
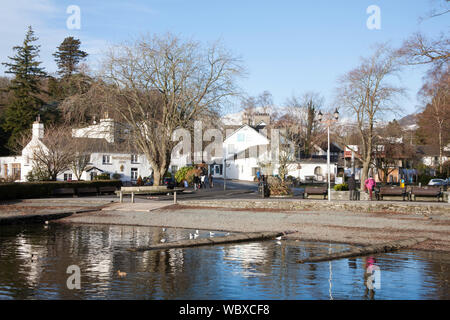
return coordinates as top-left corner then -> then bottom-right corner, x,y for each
0,223 -> 449,300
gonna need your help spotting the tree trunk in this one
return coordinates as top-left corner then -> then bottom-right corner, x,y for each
439,125 -> 443,174
153,168 -> 161,186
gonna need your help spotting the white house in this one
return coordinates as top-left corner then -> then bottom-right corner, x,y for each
0,118 -> 153,183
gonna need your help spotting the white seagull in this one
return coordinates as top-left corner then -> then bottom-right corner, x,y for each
189,233 -> 194,240
162,228 -> 166,232
160,238 -> 167,243
194,233 -> 199,239
275,236 -> 282,241
209,232 -> 215,237
195,230 -> 199,235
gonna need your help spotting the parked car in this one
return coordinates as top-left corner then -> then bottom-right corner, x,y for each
163,177 -> 175,189
428,179 -> 447,186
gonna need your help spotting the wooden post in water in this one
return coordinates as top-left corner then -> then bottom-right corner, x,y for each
129,231 -> 291,252
297,237 -> 429,264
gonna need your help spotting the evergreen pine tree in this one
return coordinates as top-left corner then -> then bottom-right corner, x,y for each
53,37 -> 88,78
1,26 -> 46,150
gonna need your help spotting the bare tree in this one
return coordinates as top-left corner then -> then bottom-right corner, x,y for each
398,33 -> 449,69
29,125 -> 74,180
100,34 -> 244,185
419,0 -> 450,21
69,138 -> 95,180
416,66 -> 450,173
336,44 -> 405,189
374,120 -> 417,183
282,92 -> 324,158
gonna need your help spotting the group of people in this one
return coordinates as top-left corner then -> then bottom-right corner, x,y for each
347,174 -> 376,201
193,173 -> 214,190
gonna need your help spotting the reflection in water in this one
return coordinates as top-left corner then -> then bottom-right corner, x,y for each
0,224 -> 449,300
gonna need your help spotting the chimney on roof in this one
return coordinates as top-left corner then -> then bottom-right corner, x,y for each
32,115 -> 44,140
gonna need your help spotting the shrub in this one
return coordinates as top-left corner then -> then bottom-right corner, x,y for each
0,180 -> 122,201
333,183 -> 349,191
112,173 -> 122,180
417,174 -> 433,185
26,167 -> 51,182
268,176 -> 292,196
94,173 -> 110,180
174,166 -> 193,184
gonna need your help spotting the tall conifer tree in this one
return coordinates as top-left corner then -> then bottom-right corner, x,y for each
1,26 -> 46,150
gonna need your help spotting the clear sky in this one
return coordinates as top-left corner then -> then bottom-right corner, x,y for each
0,0 -> 448,117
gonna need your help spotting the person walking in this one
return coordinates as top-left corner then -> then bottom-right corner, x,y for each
348,174 -> 356,201
364,176 -> 376,201
208,173 -> 214,188
200,174 -> 206,189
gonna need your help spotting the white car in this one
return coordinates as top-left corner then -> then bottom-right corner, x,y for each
428,179 -> 447,186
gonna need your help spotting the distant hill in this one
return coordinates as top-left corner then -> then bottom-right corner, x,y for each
398,113 -> 418,130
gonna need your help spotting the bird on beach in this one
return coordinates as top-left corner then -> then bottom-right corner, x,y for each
189,233 -> 194,240
275,236 -> 282,241
117,270 -> 127,277
225,232 -> 230,236
194,233 -> 199,239
160,238 -> 167,243
209,232 -> 215,237
162,228 -> 166,232
195,230 -> 199,235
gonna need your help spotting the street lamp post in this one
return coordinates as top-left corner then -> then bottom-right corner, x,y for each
318,109 -> 339,202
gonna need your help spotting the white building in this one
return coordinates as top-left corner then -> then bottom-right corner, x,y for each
0,113 -> 341,184
0,118 -> 153,183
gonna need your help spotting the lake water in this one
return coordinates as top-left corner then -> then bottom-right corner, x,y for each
0,223 -> 449,300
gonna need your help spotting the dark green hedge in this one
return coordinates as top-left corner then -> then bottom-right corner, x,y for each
0,180 -> 122,201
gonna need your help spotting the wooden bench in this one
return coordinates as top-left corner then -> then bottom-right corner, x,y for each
117,186 -> 185,203
52,188 -> 75,197
409,186 -> 443,202
376,187 -> 407,201
304,186 -> 327,199
304,176 -> 316,183
76,187 -> 98,196
98,186 -> 118,195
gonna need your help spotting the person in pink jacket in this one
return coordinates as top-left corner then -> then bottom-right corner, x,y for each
364,176 -> 376,200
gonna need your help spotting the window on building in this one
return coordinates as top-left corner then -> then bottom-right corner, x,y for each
171,165 -> 178,173
131,168 -> 138,180
131,154 -> 139,163
64,173 -> 72,181
102,155 -> 111,164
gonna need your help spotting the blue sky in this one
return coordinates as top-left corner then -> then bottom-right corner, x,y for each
0,0 -> 448,117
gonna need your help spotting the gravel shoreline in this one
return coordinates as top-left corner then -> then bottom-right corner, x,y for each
58,202 -> 450,253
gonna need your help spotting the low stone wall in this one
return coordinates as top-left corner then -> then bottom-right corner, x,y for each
179,199 -> 450,215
